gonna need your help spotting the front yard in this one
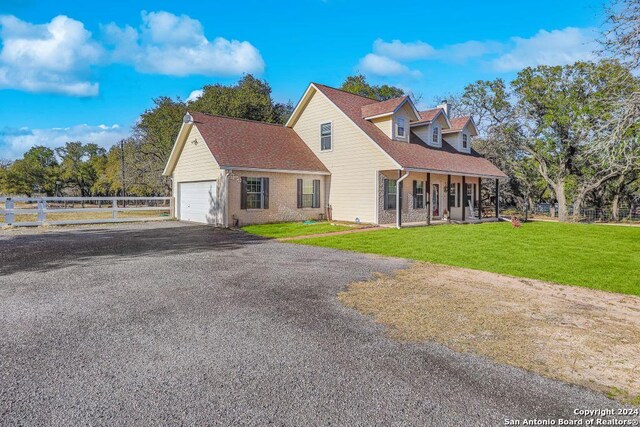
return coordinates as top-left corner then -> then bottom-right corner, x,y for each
293,221 -> 640,296
241,221 -> 355,238
340,263 -> 640,403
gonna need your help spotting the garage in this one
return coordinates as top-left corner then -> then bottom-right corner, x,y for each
178,181 -> 218,224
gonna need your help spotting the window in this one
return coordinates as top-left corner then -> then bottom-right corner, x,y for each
320,122 -> 332,151
432,126 -> 440,144
466,183 -> 472,205
396,118 -> 405,138
448,182 -> 456,208
413,180 -> 424,209
246,177 -> 263,209
384,179 -> 397,210
297,179 -> 320,208
462,134 -> 468,149
241,177 -> 269,210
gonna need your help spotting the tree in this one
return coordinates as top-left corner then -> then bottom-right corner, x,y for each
511,61 -> 637,221
340,74 -> 406,101
56,142 -> 107,196
602,0 -> 640,69
188,74 -> 292,124
599,0 -> 640,216
1,147 -> 58,196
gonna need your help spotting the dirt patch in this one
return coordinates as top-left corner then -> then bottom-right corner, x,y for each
339,262 -> 640,402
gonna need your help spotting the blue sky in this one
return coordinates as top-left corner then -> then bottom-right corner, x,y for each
1,0 -> 604,159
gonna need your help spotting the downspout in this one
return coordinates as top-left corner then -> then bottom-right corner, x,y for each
223,169 -> 230,227
396,170 -> 410,229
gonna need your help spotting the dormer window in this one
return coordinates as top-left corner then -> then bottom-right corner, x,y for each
462,134 -> 468,149
396,118 -> 405,138
432,126 -> 440,144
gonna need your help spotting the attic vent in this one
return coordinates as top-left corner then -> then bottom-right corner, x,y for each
183,112 -> 194,124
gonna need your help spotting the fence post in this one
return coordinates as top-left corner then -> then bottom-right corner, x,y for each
6,198 -> 14,225
112,198 -> 117,219
37,199 -> 47,224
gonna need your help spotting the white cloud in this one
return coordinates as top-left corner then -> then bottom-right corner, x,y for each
440,40 -> 503,63
373,39 -> 435,60
0,15 -> 103,96
103,11 -> 264,76
492,27 -> 596,71
359,53 -> 421,77
0,124 -> 129,160
186,89 -> 203,102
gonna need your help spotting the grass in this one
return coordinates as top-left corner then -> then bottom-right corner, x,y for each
242,221 -> 354,239
295,221 -> 640,296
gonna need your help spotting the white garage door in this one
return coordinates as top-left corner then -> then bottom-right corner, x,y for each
178,181 -> 218,224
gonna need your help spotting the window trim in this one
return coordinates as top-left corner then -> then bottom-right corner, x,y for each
320,121 -> 333,152
302,179 -> 317,208
414,180 -> 425,209
448,181 -> 457,208
396,117 -> 406,139
245,177 -> 265,210
432,125 -> 440,144
384,179 -> 397,210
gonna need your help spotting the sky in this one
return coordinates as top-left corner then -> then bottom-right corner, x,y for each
0,0 -> 605,159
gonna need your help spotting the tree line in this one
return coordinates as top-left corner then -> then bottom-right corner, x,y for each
0,75 -> 294,198
1,1 -> 638,222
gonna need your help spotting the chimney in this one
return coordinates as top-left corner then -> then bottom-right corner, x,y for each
437,100 -> 449,116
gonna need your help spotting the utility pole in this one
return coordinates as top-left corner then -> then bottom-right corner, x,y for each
120,139 -> 126,207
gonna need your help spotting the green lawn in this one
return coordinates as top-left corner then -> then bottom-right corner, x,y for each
294,221 -> 640,296
242,221 -> 354,239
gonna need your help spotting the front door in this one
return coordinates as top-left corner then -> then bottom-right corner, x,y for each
432,183 -> 440,218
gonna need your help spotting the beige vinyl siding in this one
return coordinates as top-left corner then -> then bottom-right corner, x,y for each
412,123 -> 437,147
391,103 -> 414,142
444,122 -> 472,154
412,113 -> 450,147
171,125 -> 222,195
172,125 -> 225,223
227,170 -> 326,226
435,113 -> 449,130
292,88 -> 398,223
371,116 -> 392,139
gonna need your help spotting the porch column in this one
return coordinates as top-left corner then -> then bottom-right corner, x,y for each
426,172 -> 431,225
495,178 -> 499,219
478,177 -> 482,219
461,176 -> 466,221
447,174 -> 451,221
397,179 -> 403,227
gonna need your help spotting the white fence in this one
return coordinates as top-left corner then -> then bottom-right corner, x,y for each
0,196 -> 173,227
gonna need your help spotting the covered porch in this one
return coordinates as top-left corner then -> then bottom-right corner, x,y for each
377,169 -> 504,228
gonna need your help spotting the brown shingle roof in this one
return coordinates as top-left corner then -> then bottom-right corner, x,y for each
191,111 -> 328,173
444,116 -> 471,132
361,96 -> 408,118
418,108 -> 443,122
313,84 -> 506,178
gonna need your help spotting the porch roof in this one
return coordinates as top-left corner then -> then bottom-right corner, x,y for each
398,133 -> 507,179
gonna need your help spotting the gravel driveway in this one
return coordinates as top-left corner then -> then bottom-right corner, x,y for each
0,222 -> 618,426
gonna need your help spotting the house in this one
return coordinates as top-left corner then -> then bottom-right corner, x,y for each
162,83 -> 507,227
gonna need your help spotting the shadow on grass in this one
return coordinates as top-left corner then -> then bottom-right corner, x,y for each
0,223 -> 266,276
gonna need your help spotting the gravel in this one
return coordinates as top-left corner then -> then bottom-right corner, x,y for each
0,222 -> 619,426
